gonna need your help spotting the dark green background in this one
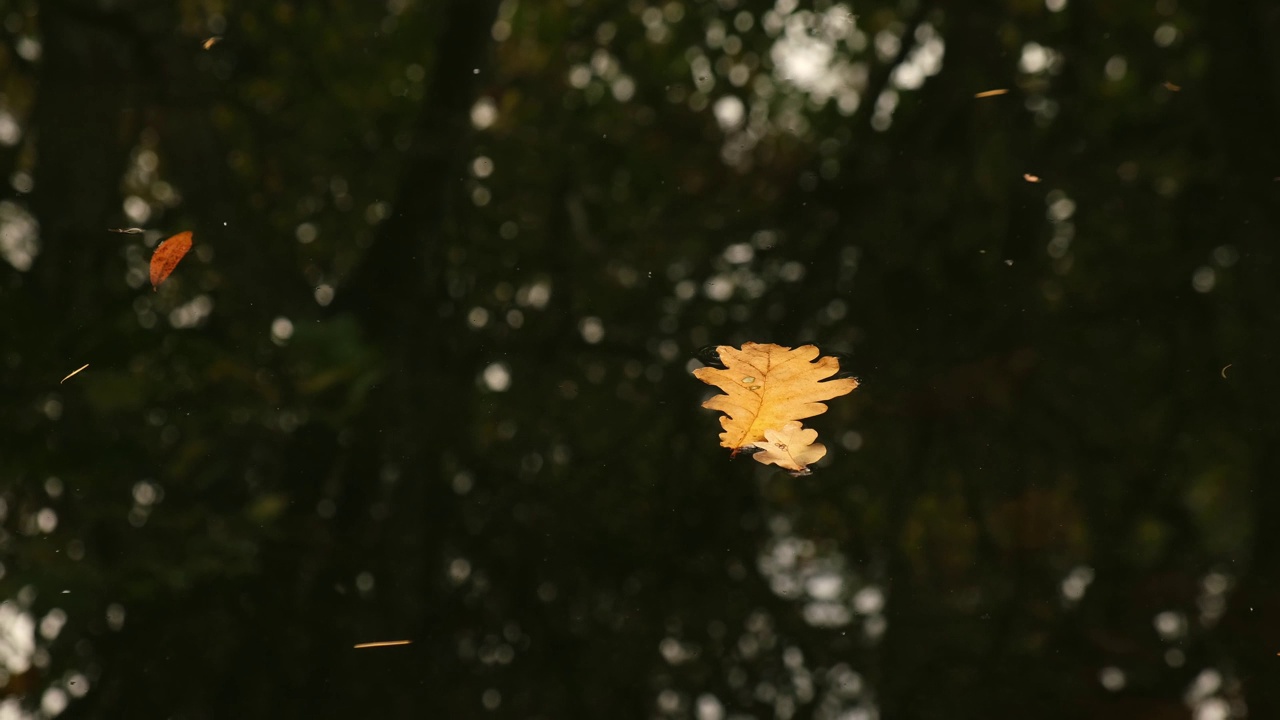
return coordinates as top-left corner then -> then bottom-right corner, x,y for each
2,1 -> 1278,718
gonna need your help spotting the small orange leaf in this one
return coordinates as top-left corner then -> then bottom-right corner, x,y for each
150,231 -> 193,289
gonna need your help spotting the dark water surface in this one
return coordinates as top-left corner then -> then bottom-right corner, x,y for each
3,2 -> 1279,718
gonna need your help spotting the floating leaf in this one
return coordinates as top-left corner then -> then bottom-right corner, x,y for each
150,231 -> 193,289
751,421 -> 827,475
693,342 -> 858,454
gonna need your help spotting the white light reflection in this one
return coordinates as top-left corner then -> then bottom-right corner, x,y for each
105,604 -> 126,631
40,688 -> 67,716
35,509 -> 57,534
703,275 -> 735,301
0,110 -> 20,146
168,295 -> 214,329
770,4 -> 865,112
517,280 -> 552,309
579,316 -> 605,344
1019,42 -> 1063,75
1104,55 -> 1128,82
471,156 -> 494,178
449,558 -> 472,584
712,96 -> 745,131
1186,668 -> 1221,703
15,36 -> 40,61
123,195 -> 151,224
0,601 -> 35,674
482,362 -> 511,392
1153,610 -> 1185,641
468,307 -> 490,329
1194,698 -> 1230,720
721,242 -> 754,264
0,201 -> 39,271
695,693 -> 724,720
1154,23 -> 1178,47
806,573 -> 843,601
568,65 -> 591,89
1199,571 -> 1231,626
66,672 -> 89,698
1191,266 -> 1216,293
270,316 -> 294,344
1060,565 -> 1094,603
1099,666 -> 1125,691
852,586 -> 884,615
890,24 -> 945,91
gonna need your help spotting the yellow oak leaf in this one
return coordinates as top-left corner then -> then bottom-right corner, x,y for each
693,342 -> 858,452
751,421 -> 826,475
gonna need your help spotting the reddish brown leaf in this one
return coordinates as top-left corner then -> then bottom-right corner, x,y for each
150,231 -> 193,289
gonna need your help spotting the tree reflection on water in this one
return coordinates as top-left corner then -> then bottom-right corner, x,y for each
1,1 -> 1278,718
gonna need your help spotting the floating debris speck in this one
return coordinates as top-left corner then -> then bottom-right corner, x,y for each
61,364 -> 89,384
354,640 -> 412,649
